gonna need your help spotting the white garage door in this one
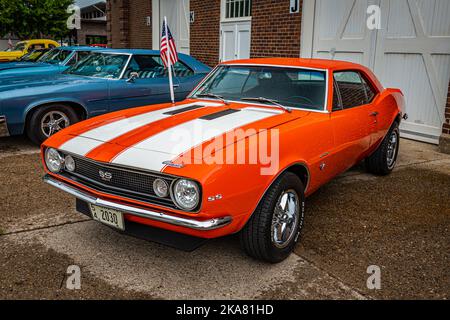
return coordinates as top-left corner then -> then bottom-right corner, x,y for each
152,0 -> 190,54
301,0 -> 450,144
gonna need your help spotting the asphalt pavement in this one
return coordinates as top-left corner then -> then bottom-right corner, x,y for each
0,136 -> 448,299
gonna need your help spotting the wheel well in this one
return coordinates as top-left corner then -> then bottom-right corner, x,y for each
285,164 -> 309,191
25,102 -> 87,131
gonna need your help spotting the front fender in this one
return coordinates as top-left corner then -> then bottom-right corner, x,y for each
24,97 -> 88,119
0,51 -> 22,61
163,150 -> 314,235
4,97 -> 89,135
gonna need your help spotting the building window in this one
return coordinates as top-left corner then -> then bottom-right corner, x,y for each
86,35 -> 107,45
225,0 -> 251,19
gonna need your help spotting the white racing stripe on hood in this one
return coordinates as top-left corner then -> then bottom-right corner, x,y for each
111,107 -> 282,172
59,101 -> 222,156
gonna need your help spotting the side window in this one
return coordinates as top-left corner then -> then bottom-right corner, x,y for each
123,55 -> 166,79
334,71 -> 369,109
152,56 -> 194,77
361,75 -> 376,103
123,55 -> 194,79
332,83 -> 342,111
30,44 -> 45,51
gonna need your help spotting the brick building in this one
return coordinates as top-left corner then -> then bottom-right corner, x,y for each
107,0 -> 450,151
75,1 -> 108,46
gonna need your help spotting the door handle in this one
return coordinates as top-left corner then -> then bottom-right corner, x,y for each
173,84 -> 180,88
370,111 -> 379,117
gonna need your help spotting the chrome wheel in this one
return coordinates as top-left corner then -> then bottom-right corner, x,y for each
41,111 -> 70,137
271,190 -> 300,249
386,130 -> 398,169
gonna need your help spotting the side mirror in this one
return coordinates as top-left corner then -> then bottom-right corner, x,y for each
127,71 -> 139,83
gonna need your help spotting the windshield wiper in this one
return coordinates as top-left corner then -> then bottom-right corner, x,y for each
196,93 -> 229,105
241,97 -> 292,113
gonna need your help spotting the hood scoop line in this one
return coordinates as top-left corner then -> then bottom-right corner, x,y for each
200,109 -> 240,120
163,105 -> 205,115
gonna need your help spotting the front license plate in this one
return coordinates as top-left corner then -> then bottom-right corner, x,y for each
89,204 -> 125,231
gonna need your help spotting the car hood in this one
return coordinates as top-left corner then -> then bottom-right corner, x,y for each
0,61 -> 40,71
0,74 -> 106,93
0,51 -> 21,58
51,100 -> 310,172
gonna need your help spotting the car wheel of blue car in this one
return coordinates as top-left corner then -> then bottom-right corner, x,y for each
26,104 -> 80,145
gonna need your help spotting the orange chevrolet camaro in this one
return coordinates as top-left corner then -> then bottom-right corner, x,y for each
41,58 -> 406,263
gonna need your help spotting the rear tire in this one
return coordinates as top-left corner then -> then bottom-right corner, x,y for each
26,104 -> 80,145
240,172 -> 305,263
366,122 -> 400,176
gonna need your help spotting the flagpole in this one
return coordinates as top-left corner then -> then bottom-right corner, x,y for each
164,16 -> 175,105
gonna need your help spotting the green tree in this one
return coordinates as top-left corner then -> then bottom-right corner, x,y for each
0,0 -> 74,39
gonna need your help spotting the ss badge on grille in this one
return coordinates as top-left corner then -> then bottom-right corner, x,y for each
99,170 -> 113,182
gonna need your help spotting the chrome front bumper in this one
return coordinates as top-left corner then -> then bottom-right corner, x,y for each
44,175 -> 232,231
0,116 -> 10,137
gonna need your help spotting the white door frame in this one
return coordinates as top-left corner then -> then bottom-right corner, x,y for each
219,0 -> 252,62
152,0 -> 160,50
300,0 -> 316,58
152,0 -> 190,54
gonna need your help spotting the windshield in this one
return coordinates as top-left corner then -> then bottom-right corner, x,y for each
37,49 -> 71,64
13,42 -> 26,52
64,53 -> 129,79
192,65 -> 327,110
20,50 -> 47,62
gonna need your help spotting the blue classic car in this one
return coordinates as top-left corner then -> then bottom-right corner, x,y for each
0,49 -> 211,144
0,46 -> 105,79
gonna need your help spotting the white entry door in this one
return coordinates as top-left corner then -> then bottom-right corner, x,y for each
152,0 -> 190,54
302,0 -> 450,144
220,21 -> 251,62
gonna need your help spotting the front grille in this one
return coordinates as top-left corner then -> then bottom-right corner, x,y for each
60,155 -> 177,209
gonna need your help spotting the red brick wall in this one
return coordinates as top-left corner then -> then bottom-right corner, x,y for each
77,21 -> 107,45
443,82 -> 450,135
107,0 -> 303,64
190,0 -> 221,67
107,0 -> 130,48
128,0 -> 152,48
250,0 -> 302,58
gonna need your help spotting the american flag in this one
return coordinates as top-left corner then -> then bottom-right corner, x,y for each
160,20 -> 178,68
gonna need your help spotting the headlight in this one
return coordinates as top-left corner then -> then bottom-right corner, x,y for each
64,155 -> 75,172
45,148 -> 63,173
153,178 -> 169,198
172,179 -> 200,211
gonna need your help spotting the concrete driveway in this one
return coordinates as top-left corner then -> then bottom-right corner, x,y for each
0,136 -> 448,299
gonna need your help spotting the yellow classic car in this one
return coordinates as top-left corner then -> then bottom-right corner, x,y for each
0,39 -> 60,62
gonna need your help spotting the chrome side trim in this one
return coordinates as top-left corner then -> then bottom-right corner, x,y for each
0,116 -> 10,137
43,175 -> 231,231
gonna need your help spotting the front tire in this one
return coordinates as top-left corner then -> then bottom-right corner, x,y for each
26,104 -> 80,145
366,122 -> 400,175
240,172 -> 305,263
